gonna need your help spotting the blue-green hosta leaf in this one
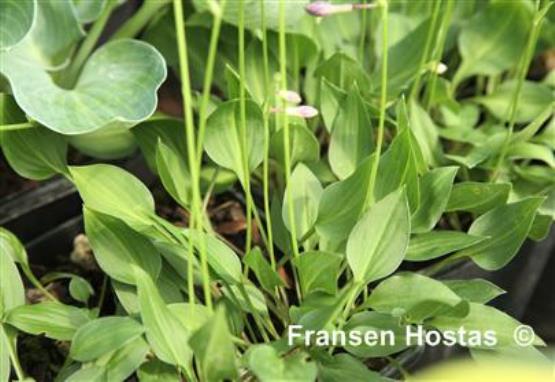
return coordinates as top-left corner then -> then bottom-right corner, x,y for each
5,302 -> 91,340
1,0 -> 83,69
2,39 -> 166,141
70,164 -> 156,230
411,167 -> 458,233
0,0 -> 35,50
347,188 -> 410,284
70,316 -> 144,362
84,208 -> 161,285
245,345 -> 318,382
446,181 -> 511,214
329,85 -> 373,179
454,1 -> 532,85
474,81 -> 554,124
406,231 -> 488,262
444,279 -> 505,304
283,163 -> 323,238
189,306 -> 238,382
72,0 -> 107,23
430,303 -> 544,348
458,197 -> 545,270
294,251 -> 343,296
316,156 -> 374,244
364,273 -> 468,323
204,100 -> 264,183
134,267 -> 192,369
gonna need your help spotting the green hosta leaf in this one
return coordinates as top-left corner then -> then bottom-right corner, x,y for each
409,100 -> 441,167
244,247 -> 283,293
0,247 -> 25,315
411,167 -> 458,233
0,227 -> 28,269
100,336 -> 150,382
0,0 -> 35,50
245,345 -> 318,382
70,317 -> 144,362
511,104 -> 554,143
329,85 -> 373,179
535,115 -> 555,150
204,100 -> 264,182
156,139 -> 191,207
294,251 -> 343,296
507,142 -> 555,168
283,163 -> 323,238
446,182 -> 511,214
528,214 -> 552,241
0,325 -> 16,382
314,53 -> 371,95
72,0 -> 107,23
406,231 -> 487,261
364,273 -> 468,323
1,0 -> 83,69
474,81 -> 554,124
430,303 -> 544,348
319,78 -> 346,133
458,197 -> 545,270
223,284 -> 268,316
316,156 -> 373,244
347,188 -> 410,284
168,303 -> 211,333
84,208 -> 161,284
270,123 -> 320,168
1,126 -> 68,180
454,1 -> 532,85
5,302 -> 91,340
137,360 -> 179,382
66,366 -> 106,382
193,0 -> 309,32
2,39 -> 166,155
344,312 -> 408,357
189,306 -> 237,382
445,132 -> 506,169
135,267 -> 192,369
444,279 -> 505,304
70,164 -> 156,230
317,353 -> 387,382
69,276 -> 95,303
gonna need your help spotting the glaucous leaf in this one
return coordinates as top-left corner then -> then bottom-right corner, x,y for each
5,302 -> 91,340
70,316 -> 144,362
282,163 -> 323,238
316,156 -> 374,244
204,100 -> 264,182
458,197 -> 545,269
328,85 -> 373,179
406,231 -> 487,261
189,306 -> 237,382
364,273 -> 468,323
0,0 -> 35,50
446,182 -> 511,214
294,251 -> 343,296
244,247 -> 284,293
411,167 -> 458,233
454,1 -> 531,85
444,279 -> 505,304
347,188 -> 410,284
70,164 -> 156,230
135,267 -> 192,369
474,81 -> 554,123
245,345 -> 318,382
84,208 -> 161,284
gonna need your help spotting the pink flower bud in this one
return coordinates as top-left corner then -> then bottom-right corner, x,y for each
286,105 -> 319,119
305,1 -> 377,17
278,90 -> 302,104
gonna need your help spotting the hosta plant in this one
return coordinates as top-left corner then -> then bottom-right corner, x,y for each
1,0 -> 554,381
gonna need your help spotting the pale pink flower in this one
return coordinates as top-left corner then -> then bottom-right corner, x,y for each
286,105 -> 319,119
277,90 -> 302,104
305,1 -> 378,17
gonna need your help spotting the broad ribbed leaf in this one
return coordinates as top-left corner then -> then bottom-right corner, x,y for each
70,164 -> 156,229
458,197 -> 544,270
283,163 -> 323,238
444,279 -> 505,304
70,317 -> 144,362
446,182 -> 511,214
0,0 -> 35,50
5,302 -> 91,340
72,0 -> 107,23
406,231 -> 487,261
347,188 -> 410,284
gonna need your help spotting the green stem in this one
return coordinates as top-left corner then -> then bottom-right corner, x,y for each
25,269 -> 58,302
0,122 -> 35,132
492,1 -> 550,180
238,0 -> 254,255
195,0 -> 227,164
111,0 -> 170,40
410,0 -> 441,101
63,0 -> 116,87
3,326 -> 25,381
425,0 -> 454,110
364,0 -> 389,209
172,0 -> 212,311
